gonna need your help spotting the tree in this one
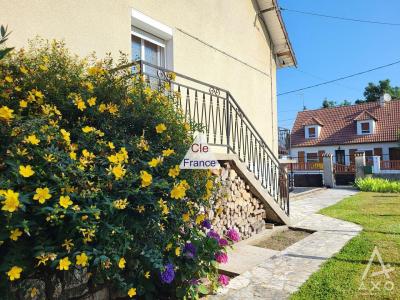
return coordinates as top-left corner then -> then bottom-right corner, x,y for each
356,79 -> 400,104
321,98 -> 352,108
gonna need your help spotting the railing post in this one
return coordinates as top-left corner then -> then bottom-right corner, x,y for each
226,93 -> 230,154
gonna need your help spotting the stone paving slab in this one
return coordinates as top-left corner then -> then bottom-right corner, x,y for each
220,245 -> 279,275
209,188 -> 361,300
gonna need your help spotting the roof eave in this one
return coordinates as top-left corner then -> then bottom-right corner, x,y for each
256,0 -> 297,68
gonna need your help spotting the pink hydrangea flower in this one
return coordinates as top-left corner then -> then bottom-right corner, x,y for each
226,228 -> 240,242
218,274 -> 230,286
215,252 -> 228,264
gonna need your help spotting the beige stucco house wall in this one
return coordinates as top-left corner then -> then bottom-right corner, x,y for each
1,0 -> 295,155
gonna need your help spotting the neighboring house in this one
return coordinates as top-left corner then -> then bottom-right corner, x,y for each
290,95 -> 400,166
2,0 -> 295,222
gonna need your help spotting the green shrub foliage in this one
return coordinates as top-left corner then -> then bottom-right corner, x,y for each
0,40 -> 236,299
355,177 -> 400,193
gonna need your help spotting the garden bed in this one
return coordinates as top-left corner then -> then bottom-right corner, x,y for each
251,228 -> 313,251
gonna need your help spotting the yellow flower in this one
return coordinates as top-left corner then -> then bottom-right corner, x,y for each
170,180 -> 189,200
1,190 -> 20,212
162,149 -> 175,157
182,213 -> 190,222
88,66 -> 105,76
128,288 -> 137,298
30,287 -> 39,298
0,105 -> 14,122
69,152 -> 77,160
158,198 -> 169,215
59,195 -> 73,209
20,66 -> 28,74
76,99 -> 86,111
113,198 -> 128,209
107,103 -> 119,115
118,257 -> 126,269
39,65 -> 48,71
140,170 -> 152,187
98,103 -> 107,112
76,252 -> 89,267
33,187 -> 51,204
175,247 -> 181,257
85,82 -> 94,92
82,126 -> 94,133
62,239 -> 74,253
137,136 -> 149,151
60,129 -> 71,144
25,134 -> 40,145
43,153 -> 56,163
136,205 -> 145,213
184,122 -> 191,131
206,179 -> 213,190
144,271 -> 150,279
7,266 -> 22,281
15,86 -> 22,92
168,165 -> 180,178
10,228 -> 23,241
87,96 -> 96,106
111,164 -> 126,180
16,148 -> 28,156
108,142 -> 115,149
58,257 -> 71,271
148,157 -> 163,168
19,100 -> 28,108
19,165 -> 35,178
155,123 -> 167,133
196,214 -> 206,225
5,75 -> 13,83
165,243 -> 172,251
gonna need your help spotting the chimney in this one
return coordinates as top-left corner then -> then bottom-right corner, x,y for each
379,93 -> 391,107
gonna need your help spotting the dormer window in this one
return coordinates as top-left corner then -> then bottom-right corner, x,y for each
361,122 -> 370,134
308,127 -> 316,138
355,110 -> 376,135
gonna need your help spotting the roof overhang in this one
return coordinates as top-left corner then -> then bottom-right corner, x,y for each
256,0 -> 297,68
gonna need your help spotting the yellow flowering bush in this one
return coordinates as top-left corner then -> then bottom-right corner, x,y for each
0,39 -> 233,299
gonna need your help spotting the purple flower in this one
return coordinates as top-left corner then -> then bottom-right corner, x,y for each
201,219 -> 211,229
215,252 -> 228,264
226,228 -> 240,242
207,229 -> 220,241
218,238 -> 228,247
183,242 -> 197,259
218,274 -> 230,286
160,263 -> 175,284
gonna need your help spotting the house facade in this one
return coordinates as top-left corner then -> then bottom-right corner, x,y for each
290,96 -> 400,166
2,0 -> 295,154
2,1 -> 295,222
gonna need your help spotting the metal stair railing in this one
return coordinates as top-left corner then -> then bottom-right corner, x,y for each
122,60 -> 289,216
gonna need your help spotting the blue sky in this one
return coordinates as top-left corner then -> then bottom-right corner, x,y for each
277,0 -> 400,129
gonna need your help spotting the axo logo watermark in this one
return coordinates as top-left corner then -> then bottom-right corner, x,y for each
358,246 -> 395,295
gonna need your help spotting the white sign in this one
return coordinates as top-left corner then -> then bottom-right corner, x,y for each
180,133 -> 220,169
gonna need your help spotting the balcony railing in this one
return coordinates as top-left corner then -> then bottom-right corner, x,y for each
116,60 -> 289,216
381,160 -> 400,170
291,162 -> 323,171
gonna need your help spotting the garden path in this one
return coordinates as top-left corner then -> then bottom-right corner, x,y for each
209,188 -> 361,300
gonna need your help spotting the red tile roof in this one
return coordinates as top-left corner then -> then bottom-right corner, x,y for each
354,110 -> 377,121
291,100 -> 400,147
302,117 -> 324,126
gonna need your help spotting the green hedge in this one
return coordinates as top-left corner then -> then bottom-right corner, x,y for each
0,39 -> 236,299
355,177 -> 400,193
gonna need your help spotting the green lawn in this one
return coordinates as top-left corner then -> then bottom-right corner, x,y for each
291,192 -> 400,300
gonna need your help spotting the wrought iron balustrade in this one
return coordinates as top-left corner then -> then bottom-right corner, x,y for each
119,60 -> 289,216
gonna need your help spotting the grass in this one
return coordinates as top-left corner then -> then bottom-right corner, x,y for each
291,192 -> 400,300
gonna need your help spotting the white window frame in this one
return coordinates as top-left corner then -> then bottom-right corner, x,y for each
305,125 -> 320,139
131,9 -> 173,69
357,120 -> 374,135
132,29 -> 166,68
360,121 -> 371,134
